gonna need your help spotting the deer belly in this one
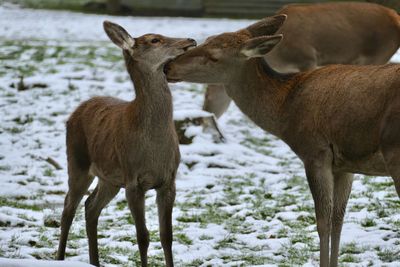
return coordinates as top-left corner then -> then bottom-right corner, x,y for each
332,150 -> 388,176
89,164 -> 125,187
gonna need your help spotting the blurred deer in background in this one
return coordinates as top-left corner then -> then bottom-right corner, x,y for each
165,14 -> 400,267
203,2 -> 400,119
56,21 -> 196,267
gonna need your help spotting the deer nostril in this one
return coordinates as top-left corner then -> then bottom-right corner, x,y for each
187,38 -> 196,45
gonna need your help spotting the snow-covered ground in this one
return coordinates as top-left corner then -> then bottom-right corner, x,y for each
1,3 -> 400,267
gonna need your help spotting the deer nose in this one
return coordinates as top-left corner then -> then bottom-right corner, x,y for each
187,38 -> 197,45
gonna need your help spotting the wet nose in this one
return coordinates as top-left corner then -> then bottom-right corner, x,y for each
187,38 -> 197,45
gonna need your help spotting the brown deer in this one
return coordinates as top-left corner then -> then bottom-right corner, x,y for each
56,21 -> 196,267
165,14 -> 400,267
203,2 -> 400,119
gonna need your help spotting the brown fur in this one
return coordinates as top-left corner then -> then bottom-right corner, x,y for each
204,2 -> 400,118
56,21 -> 196,267
166,15 -> 400,267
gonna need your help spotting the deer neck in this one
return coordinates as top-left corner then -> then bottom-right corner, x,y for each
125,56 -> 173,129
224,58 -> 296,138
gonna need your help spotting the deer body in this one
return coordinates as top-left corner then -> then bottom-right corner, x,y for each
228,59 -> 398,175
204,2 -> 400,118
57,21 -> 196,267
269,2 -> 400,71
165,15 -> 400,267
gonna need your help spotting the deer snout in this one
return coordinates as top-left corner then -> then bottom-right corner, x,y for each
180,38 -> 197,51
187,38 -> 196,44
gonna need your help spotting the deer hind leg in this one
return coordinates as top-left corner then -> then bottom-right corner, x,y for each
382,145 -> 400,197
85,180 -> 120,267
381,107 -> 400,197
156,180 -> 176,267
126,183 -> 149,267
57,160 -> 94,260
305,153 -> 334,267
330,172 -> 353,267
203,84 -> 231,119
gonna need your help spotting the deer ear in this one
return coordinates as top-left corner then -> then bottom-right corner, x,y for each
241,35 -> 283,58
246,14 -> 287,37
103,20 -> 135,50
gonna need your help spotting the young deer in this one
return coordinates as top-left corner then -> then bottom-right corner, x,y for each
203,2 -> 400,119
56,21 -> 196,267
165,15 -> 400,267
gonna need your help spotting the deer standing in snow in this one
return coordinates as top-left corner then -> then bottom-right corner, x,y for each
165,14 -> 400,267
56,21 -> 196,267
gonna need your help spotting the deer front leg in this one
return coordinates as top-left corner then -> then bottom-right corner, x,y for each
85,180 -> 120,266
156,181 -> 176,267
305,155 -> 334,267
203,84 -> 231,119
126,183 -> 149,267
330,172 -> 353,267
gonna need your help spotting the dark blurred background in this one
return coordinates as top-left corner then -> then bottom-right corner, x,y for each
8,0 -> 400,18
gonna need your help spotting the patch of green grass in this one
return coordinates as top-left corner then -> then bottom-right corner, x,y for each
199,234 -> 213,240
12,115 -> 34,125
43,167 -> 55,177
377,248 -> 400,262
276,227 -> 289,238
177,194 -> 205,211
177,204 -> 231,225
4,127 -> 24,134
175,233 -> 192,245
276,242 -> 311,266
341,253 -> 359,263
38,117 -> 55,126
341,242 -> 365,255
186,259 -> 204,266
116,200 -> 127,211
0,165 -> 11,171
220,252 -> 273,265
99,246 -> 126,265
0,197 -> 41,211
361,217 -> 376,227
117,235 -> 136,244
214,234 -> 238,249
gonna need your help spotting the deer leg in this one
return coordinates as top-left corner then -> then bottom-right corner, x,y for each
85,180 -> 120,267
57,166 -> 93,260
156,182 -> 176,267
305,155 -> 334,267
126,184 -> 149,267
203,84 -> 231,119
381,106 -> 400,196
382,147 -> 400,197
330,172 -> 353,267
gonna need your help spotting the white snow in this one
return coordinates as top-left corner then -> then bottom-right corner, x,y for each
0,258 -> 94,267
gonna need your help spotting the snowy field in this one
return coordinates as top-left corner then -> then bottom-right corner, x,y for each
1,3 -> 400,267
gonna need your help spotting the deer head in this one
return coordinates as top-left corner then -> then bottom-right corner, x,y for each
103,21 -> 197,71
165,15 -> 286,83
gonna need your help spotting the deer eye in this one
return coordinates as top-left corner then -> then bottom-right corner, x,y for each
151,38 -> 160,44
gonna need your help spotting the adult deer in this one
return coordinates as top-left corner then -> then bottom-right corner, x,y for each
165,14 -> 400,267
204,2 -> 400,118
56,21 -> 196,267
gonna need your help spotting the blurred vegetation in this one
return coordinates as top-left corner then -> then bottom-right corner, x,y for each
2,0 -> 128,14
366,0 -> 400,11
5,0 -> 92,11
2,0 -> 399,16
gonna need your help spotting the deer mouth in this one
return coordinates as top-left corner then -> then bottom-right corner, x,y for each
183,43 -> 196,52
163,61 -> 182,83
